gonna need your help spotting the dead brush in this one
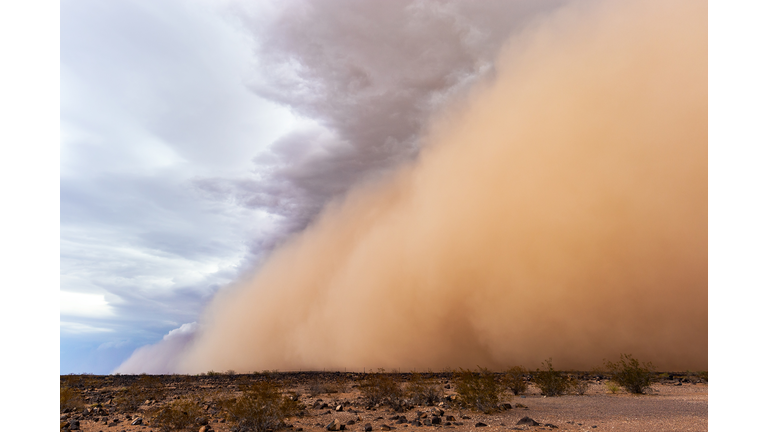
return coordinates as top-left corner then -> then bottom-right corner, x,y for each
569,376 -> 589,395
307,376 -> 347,396
221,380 -> 303,432
454,367 -> 502,414
405,373 -> 443,406
149,398 -> 202,432
503,366 -> 528,396
359,369 -> 405,410
604,354 -> 656,394
60,385 -> 84,411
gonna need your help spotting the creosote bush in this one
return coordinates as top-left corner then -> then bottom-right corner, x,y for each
221,381 -> 302,432
359,369 -> 405,410
150,399 -> 202,432
569,376 -> 589,395
532,359 -> 570,397
454,367 -> 502,413
503,366 -> 528,396
405,373 -> 443,406
604,354 -> 655,394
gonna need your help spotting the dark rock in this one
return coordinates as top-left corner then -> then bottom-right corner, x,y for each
336,405 -> 344,412
130,418 -> 143,426
347,420 -> 356,425
544,424 -> 558,429
410,420 -> 422,427
445,416 -> 456,422
364,423 -> 373,432
381,425 -> 393,431
516,417 -> 540,426
514,403 -> 528,409
474,422 -> 487,427
197,417 -> 209,426
326,419 -> 341,431
461,416 -> 471,420
453,422 -> 463,426
499,403 -> 512,410
431,417 -> 441,425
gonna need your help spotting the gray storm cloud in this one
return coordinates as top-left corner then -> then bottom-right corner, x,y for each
118,0 -> 707,374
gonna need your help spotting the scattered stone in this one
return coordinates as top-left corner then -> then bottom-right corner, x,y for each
474,422 -> 487,427
445,416 -> 456,422
381,425 -> 393,431
409,420 -> 422,427
364,423 -> 373,432
347,420 -> 356,425
516,417 -> 540,427
514,403 -> 528,409
130,418 -> 143,426
336,405 -> 344,412
431,416 -> 441,425
461,416 -> 471,420
326,419 -> 341,431
198,426 -> 212,432
499,403 -> 513,410
544,424 -> 558,429
197,417 -> 209,426
453,422 -> 463,426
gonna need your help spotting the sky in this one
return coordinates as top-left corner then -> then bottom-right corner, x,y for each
60,0 -> 571,374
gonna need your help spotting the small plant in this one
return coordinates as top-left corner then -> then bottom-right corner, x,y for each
60,386 -> 84,411
604,354 -> 656,394
359,369 -> 405,410
308,376 -> 347,396
405,372 -> 443,406
454,367 -> 502,413
532,359 -> 570,397
569,376 -> 589,395
604,381 -> 620,394
503,366 -> 528,395
698,371 -> 708,383
221,381 -> 301,432
150,399 -> 202,432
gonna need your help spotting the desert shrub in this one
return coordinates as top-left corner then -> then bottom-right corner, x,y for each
604,381 -> 620,394
150,399 -> 202,432
698,371 -> 708,383
503,366 -> 528,395
115,375 -> 167,411
569,376 -> 589,395
604,354 -> 655,394
60,386 -> 84,411
308,376 -> 347,396
454,368 -> 502,413
532,359 -> 570,397
359,369 -> 405,409
405,373 -> 443,406
221,381 -> 302,432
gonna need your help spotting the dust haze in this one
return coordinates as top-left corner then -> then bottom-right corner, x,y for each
141,0 -> 708,373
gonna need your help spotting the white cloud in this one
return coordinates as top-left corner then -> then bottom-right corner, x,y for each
60,291 -> 114,318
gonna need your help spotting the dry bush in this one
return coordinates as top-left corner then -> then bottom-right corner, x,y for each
454,368 -> 502,414
60,386 -> 84,411
115,375 -> 167,411
503,366 -> 528,396
359,369 -> 405,409
604,354 -> 655,394
150,399 -> 202,432
604,381 -> 620,394
405,373 -> 443,406
221,381 -> 302,432
308,376 -> 347,396
532,359 -> 570,397
569,376 -> 589,395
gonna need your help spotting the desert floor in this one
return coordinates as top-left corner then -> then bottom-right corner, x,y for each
60,372 -> 707,432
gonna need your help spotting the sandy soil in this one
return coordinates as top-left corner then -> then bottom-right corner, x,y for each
60,373 -> 706,432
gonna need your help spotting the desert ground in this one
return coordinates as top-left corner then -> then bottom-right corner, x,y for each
60,372 -> 707,432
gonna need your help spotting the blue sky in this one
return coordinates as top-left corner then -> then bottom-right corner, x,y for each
59,0 -> 575,374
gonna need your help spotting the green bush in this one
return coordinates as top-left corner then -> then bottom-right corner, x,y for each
405,373 -> 443,406
454,367 -> 502,413
532,359 -> 570,397
604,354 -> 655,394
150,399 -> 202,432
222,381 -> 302,432
359,369 -> 405,410
604,381 -> 620,394
503,366 -> 528,396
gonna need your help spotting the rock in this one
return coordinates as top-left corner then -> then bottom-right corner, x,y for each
396,417 -> 408,424
409,420 -> 422,427
453,422 -> 464,426
544,424 -> 558,429
445,416 -> 456,422
326,419 -> 341,431
499,403 -> 512,410
514,403 -> 527,409
516,417 -> 540,426
431,417 -> 441,425
381,425 -> 393,431
199,426 -> 212,432
197,417 -> 209,425
131,418 -> 143,426
347,420 -> 356,425
461,416 -> 471,420
336,405 -> 344,412
364,423 -> 373,432
475,422 -> 487,427
69,420 -> 81,430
